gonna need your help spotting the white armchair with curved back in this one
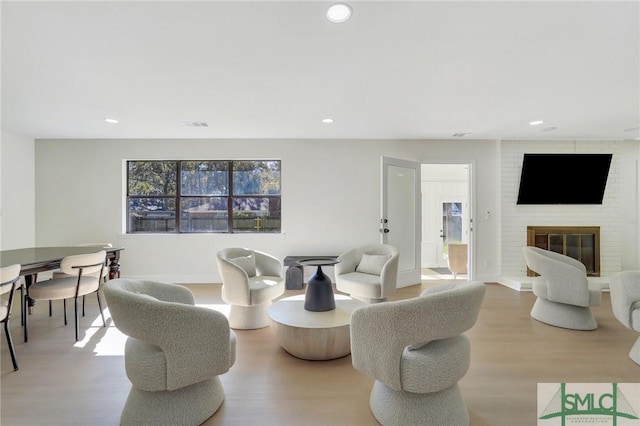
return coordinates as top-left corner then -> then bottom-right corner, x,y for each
335,244 -> 399,304
522,246 -> 602,330
350,281 -> 486,425
104,279 -> 236,426
216,247 -> 285,329
609,271 -> 640,365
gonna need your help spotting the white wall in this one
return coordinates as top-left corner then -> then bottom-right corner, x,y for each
500,140 -> 639,277
34,138 -> 502,283
1,131 -> 35,250
12,137 -> 635,283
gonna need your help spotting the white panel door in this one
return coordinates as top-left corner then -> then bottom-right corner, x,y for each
381,157 -> 421,287
436,198 -> 468,267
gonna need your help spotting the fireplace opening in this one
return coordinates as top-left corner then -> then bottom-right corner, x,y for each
526,226 -> 600,277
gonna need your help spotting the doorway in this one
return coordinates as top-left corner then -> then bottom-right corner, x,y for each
421,164 -> 471,279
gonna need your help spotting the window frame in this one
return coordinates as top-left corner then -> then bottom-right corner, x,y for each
126,159 -> 281,234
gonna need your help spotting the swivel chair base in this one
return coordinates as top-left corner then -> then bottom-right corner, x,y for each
629,336 -> 640,365
228,303 -> 271,330
369,381 -> 469,426
531,297 -> 597,331
121,376 -> 225,426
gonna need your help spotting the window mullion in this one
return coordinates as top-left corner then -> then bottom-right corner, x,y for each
126,162 -> 131,233
227,161 -> 233,233
176,161 -> 181,233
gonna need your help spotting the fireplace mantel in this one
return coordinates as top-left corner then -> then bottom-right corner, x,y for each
526,226 -> 600,277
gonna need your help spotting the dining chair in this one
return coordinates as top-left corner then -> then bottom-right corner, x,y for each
447,243 -> 468,279
1,264 -> 22,371
26,250 -> 107,341
51,243 -> 112,317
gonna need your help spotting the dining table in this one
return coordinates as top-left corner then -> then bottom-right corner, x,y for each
0,246 -> 124,341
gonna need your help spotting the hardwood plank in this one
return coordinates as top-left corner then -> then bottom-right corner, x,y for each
1,282 -> 638,425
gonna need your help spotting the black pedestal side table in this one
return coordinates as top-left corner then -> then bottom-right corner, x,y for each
298,258 -> 340,312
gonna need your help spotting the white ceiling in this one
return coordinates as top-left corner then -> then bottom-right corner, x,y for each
2,1 -> 639,141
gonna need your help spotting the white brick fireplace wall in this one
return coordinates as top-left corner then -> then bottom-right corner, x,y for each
500,140 -> 625,289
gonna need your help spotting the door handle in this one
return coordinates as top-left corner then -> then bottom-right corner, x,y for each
380,219 -> 390,234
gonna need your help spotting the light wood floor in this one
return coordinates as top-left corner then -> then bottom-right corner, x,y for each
1,282 -> 638,425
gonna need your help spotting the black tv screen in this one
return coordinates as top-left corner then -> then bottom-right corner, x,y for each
516,153 -> 612,205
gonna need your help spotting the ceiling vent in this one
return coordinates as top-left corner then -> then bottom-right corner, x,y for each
183,122 -> 209,127
451,132 -> 472,138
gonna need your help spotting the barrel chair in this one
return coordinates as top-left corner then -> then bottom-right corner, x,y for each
522,246 -> 602,330
609,271 -> 640,365
350,281 -> 486,425
335,244 -> 399,304
216,247 -> 285,329
104,279 -> 236,426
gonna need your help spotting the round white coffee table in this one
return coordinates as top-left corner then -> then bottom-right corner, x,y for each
268,294 -> 365,360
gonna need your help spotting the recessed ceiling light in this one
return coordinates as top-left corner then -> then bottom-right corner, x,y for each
322,118 -> 334,124
529,120 -> 544,126
327,3 -> 352,23
104,118 -> 119,124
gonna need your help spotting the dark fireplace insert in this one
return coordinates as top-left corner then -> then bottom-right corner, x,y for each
526,226 -> 600,277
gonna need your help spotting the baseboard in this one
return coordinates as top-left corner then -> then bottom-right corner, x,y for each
498,277 -> 533,291
116,275 -> 218,284
498,276 -> 610,292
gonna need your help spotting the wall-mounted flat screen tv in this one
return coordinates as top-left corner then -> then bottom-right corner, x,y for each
516,153 -> 612,205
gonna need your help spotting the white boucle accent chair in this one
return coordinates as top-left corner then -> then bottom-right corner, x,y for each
350,281 -> 486,426
335,244 -> 399,304
609,271 -> 640,365
104,279 -> 236,426
522,246 -> 602,330
216,248 -> 285,329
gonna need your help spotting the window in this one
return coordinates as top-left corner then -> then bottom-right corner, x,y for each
127,160 -> 281,233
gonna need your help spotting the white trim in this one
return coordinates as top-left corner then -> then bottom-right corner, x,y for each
119,275 -> 219,284
498,275 -> 610,292
498,276 -> 533,291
